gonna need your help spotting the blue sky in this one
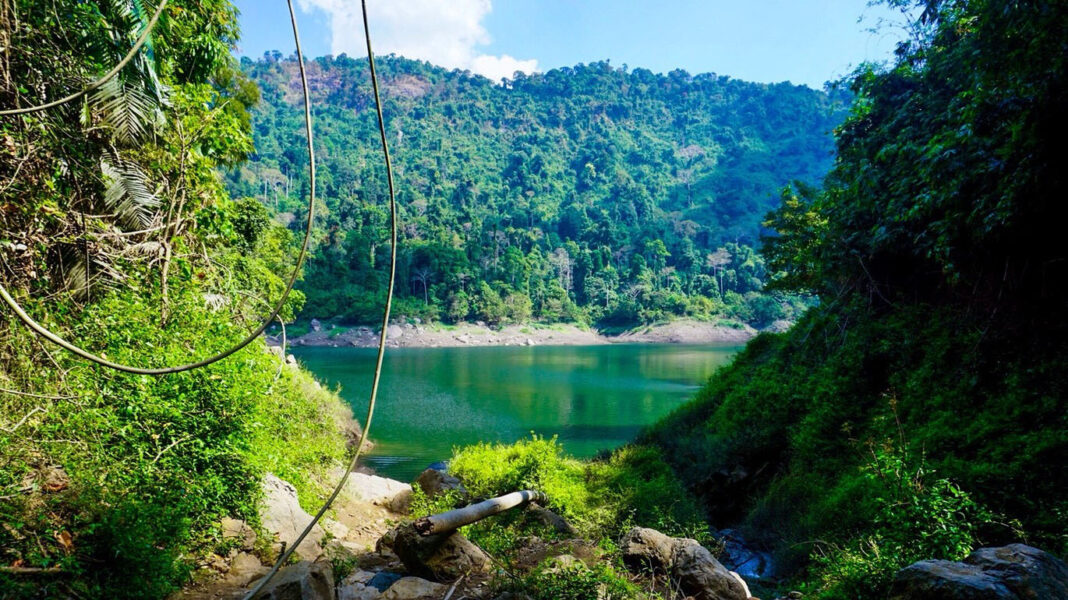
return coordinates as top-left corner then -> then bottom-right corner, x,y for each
233,1 -> 910,89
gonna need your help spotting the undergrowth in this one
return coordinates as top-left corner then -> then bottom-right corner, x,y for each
450,435 -> 706,542
442,436 -> 710,600
0,290 -> 351,599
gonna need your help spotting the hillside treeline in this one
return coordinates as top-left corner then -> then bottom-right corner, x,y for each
228,56 -> 846,326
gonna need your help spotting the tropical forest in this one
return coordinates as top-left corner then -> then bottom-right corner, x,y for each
0,1 -> 1065,600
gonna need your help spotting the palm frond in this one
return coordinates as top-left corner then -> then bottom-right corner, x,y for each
101,157 -> 161,229
203,293 -> 230,312
122,240 -> 164,258
90,76 -> 164,144
57,247 -> 123,300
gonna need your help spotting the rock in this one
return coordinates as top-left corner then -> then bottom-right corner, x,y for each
728,571 -> 752,599
338,573 -> 378,598
672,538 -> 749,600
339,584 -> 382,600
339,581 -> 382,600
205,553 -> 229,573
285,354 -> 297,365
376,527 -> 399,554
259,473 -> 325,561
342,472 -> 412,510
526,505 -> 577,536
621,527 -> 747,600
226,552 -> 268,587
413,468 -> 467,500
322,518 -> 350,540
221,517 -> 257,550
250,560 -> 334,600
890,544 -> 1068,600
381,577 -> 448,600
388,489 -> 413,513
525,338 -> 535,346
391,523 -> 491,582
341,569 -> 377,586
310,318 -> 322,332
620,527 -> 678,573
387,325 -> 403,338
40,465 -> 70,493
967,545 -> 1068,598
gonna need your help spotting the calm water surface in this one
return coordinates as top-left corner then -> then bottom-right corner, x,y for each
294,344 -> 740,481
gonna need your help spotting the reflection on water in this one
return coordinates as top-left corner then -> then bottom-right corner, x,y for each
294,343 -> 740,481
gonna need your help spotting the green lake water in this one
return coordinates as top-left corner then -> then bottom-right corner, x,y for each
293,343 -> 740,481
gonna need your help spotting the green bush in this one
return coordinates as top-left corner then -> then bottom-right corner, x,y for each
518,562 -> 646,600
0,289 -> 351,598
450,436 -> 704,540
804,440 -> 999,599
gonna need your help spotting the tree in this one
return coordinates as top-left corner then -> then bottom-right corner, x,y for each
411,266 -> 433,305
706,247 -> 732,298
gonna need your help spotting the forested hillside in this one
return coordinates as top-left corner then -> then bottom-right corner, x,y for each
227,56 -> 846,327
646,1 -> 1068,597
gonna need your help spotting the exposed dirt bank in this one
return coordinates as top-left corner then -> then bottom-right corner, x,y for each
268,319 -> 769,349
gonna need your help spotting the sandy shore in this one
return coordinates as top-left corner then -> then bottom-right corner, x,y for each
269,319 -> 763,349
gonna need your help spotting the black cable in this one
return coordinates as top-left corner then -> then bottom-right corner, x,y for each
240,0 -> 398,595
0,0 -> 170,116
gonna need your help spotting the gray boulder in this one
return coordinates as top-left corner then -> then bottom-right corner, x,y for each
672,539 -> 749,600
250,560 -> 333,600
620,527 -> 678,573
890,544 -> 1068,600
620,527 -> 748,600
341,472 -> 412,512
221,517 -> 257,550
390,523 -> 491,582
226,552 -> 269,588
414,468 -> 467,500
381,577 -> 448,600
259,474 -> 325,561
526,505 -> 577,536
337,569 -> 382,600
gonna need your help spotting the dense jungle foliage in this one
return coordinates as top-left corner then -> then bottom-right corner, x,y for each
226,55 -> 846,327
647,0 -> 1068,597
0,1 -> 353,597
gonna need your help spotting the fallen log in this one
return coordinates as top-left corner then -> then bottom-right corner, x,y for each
413,489 -> 548,536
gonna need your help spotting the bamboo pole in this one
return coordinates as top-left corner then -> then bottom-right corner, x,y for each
414,490 -> 547,536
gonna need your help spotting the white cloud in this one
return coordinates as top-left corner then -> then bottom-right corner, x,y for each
296,0 -> 538,82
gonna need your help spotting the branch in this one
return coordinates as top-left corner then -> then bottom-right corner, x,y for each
0,407 -> 47,433
0,566 -> 66,576
152,434 -> 191,463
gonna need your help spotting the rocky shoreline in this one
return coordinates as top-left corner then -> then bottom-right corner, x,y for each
178,466 -> 1068,600
268,319 -> 781,350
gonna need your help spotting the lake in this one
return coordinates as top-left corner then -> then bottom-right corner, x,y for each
294,343 -> 740,481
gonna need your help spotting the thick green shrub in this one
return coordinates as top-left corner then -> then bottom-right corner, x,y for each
450,436 -> 705,540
